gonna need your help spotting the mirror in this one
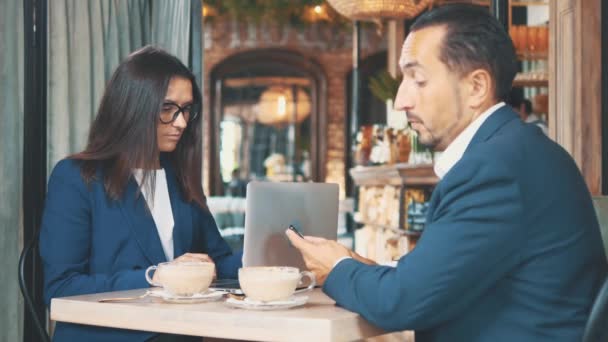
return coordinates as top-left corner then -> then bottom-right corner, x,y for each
209,49 -> 327,196
218,76 -> 313,196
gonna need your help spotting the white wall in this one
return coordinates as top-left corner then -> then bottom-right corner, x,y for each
528,5 -> 549,26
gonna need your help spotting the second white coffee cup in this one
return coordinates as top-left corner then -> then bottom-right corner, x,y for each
238,266 -> 316,302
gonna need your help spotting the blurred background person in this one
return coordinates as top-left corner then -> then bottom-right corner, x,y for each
226,168 -> 247,197
509,90 -> 548,135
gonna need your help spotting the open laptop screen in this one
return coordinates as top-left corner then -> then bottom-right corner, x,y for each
211,182 -> 339,293
242,182 -> 339,270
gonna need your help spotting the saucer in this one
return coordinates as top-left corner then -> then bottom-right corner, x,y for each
147,288 -> 224,304
225,295 -> 308,311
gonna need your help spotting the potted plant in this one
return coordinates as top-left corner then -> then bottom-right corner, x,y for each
368,70 -> 406,130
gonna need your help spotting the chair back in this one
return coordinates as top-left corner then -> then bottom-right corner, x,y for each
582,276 -> 608,342
18,238 -> 51,342
592,196 -> 608,261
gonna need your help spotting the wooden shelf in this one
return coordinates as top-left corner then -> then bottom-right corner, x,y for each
511,1 -> 548,7
512,78 -> 548,87
353,219 -> 423,237
349,163 -> 438,187
517,51 -> 548,60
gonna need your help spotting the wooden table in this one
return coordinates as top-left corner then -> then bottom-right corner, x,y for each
50,288 -> 391,341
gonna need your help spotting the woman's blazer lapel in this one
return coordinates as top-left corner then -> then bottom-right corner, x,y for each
118,179 -> 167,265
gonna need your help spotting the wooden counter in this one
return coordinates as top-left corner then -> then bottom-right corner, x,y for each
349,163 -> 438,187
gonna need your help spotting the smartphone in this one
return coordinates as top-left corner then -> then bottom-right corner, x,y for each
288,225 -> 304,238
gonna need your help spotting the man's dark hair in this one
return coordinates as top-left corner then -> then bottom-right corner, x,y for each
506,89 -> 532,114
507,87 -> 524,108
411,4 -> 517,102
522,99 -> 532,114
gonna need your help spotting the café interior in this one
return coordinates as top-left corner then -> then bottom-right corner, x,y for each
2,0 -> 608,341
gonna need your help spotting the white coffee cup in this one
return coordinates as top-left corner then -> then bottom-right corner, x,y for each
145,261 -> 215,296
238,266 -> 316,302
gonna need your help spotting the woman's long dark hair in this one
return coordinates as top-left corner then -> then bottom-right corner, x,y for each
71,46 -> 206,209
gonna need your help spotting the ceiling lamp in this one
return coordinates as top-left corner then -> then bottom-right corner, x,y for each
257,86 -> 311,126
202,5 -> 217,18
326,0 -> 433,21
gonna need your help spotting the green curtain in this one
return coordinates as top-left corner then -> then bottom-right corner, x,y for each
47,0 -> 192,172
0,0 -> 24,340
150,0 -> 191,64
47,0 -> 151,171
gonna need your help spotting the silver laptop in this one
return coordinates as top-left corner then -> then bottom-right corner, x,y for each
242,181 -> 339,270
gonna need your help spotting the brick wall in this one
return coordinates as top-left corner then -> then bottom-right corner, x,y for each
202,18 -> 386,197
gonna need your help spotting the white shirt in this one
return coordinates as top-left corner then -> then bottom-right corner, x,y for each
133,169 -> 175,261
433,102 -> 505,179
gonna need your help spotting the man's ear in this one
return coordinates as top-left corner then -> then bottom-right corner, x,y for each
465,68 -> 492,109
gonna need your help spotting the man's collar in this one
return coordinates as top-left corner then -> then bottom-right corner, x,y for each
433,102 -> 505,179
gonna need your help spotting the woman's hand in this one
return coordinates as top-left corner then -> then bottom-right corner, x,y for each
173,253 -> 215,264
176,253 -> 217,279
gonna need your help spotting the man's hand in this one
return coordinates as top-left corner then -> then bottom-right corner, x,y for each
285,230 -> 354,285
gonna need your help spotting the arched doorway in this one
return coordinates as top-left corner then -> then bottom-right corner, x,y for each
209,49 -> 327,195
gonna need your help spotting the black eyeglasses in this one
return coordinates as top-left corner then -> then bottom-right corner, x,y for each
159,102 -> 199,124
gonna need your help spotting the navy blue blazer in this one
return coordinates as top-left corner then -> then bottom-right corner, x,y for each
40,157 -> 242,341
324,106 -> 608,341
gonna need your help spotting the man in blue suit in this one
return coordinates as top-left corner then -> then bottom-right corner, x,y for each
287,4 -> 607,341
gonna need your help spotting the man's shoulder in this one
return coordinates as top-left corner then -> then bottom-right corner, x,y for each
436,147 -> 518,201
440,122 -> 539,186
465,118 -> 556,164
444,120 -> 578,193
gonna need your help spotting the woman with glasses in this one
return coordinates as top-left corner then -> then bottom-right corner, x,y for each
39,46 -> 241,341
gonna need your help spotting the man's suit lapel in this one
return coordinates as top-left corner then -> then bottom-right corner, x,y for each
425,105 -> 519,223
119,179 -> 167,265
465,105 -> 518,152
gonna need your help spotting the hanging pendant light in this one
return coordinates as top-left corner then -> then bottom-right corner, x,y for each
256,86 -> 311,126
326,0 -> 433,21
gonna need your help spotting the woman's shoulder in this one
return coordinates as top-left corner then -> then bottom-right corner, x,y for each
50,158 -> 83,179
48,158 -> 95,190
45,159 -> 100,211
